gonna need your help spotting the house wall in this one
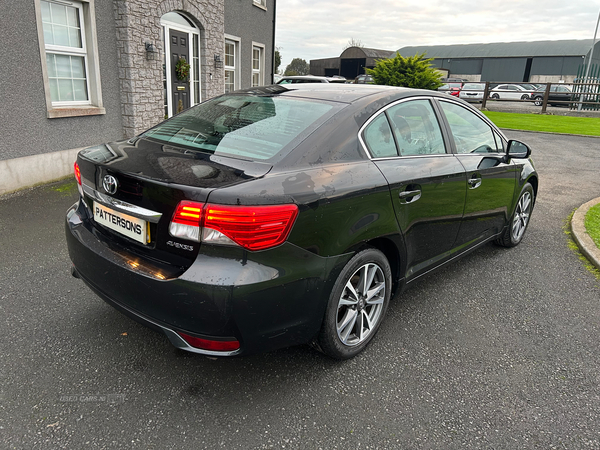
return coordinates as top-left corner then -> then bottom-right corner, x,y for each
114,0 -> 225,138
225,0 -> 275,86
0,0 -> 123,163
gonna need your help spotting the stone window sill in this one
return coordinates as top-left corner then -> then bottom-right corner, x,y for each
252,2 -> 267,11
47,106 -> 106,119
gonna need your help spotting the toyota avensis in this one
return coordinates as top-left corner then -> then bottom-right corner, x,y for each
66,84 -> 537,359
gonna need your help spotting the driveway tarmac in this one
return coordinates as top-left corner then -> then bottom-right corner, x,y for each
1,131 -> 599,449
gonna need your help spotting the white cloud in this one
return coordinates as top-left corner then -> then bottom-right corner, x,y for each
276,1 -> 600,72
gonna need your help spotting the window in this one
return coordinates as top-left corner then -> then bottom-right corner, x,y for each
252,44 -> 264,87
386,100 -> 446,156
224,37 -> 239,93
363,114 -> 398,158
439,101 -> 502,154
36,0 -> 104,117
253,0 -> 267,8
144,95 -> 337,162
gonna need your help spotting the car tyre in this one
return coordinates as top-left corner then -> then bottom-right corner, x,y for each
533,96 -> 543,106
496,182 -> 534,248
520,94 -> 529,100
316,248 -> 392,359
491,93 -> 499,99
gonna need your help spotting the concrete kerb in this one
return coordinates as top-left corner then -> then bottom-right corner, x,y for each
571,196 -> 600,271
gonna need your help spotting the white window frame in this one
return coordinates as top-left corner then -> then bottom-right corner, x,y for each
34,0 -> 105,118
253,0 -> 267,10
251,42 -> 265,87
161,13 -> 201,118
224,35 -> 241,93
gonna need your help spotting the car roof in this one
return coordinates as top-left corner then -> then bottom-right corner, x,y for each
237,83 -> 432,104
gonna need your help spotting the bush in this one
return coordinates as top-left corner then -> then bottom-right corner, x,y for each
366,53 -> 443,90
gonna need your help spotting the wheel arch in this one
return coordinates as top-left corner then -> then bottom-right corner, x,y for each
360,236 -> 405,297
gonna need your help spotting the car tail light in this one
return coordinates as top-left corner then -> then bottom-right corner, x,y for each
203,203 -> 298,251
169,201 -> 203,242
168,201 -> 298,251
178,332 -> 240,352
74,162 -> 83,196
74,162 -> 81,185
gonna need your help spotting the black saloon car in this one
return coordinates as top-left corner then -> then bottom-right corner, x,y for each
66,84 -> 537,359
531,84 -> 573,106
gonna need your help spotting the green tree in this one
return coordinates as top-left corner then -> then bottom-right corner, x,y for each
284,58 -> 310,76
366,52 -> 443,90
274,49 -> 281,74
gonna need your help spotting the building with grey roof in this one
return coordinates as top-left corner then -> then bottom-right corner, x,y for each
397,40 -> 600,83
310,46 -> 395,79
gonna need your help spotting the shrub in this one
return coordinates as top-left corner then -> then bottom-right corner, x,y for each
366,52 -> 443,90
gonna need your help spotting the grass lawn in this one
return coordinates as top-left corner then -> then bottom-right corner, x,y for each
482,111 -> 600,136
585,203 -> 600,249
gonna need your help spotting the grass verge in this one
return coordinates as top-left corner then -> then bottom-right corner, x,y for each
564,210 -> 600,281
482,111 -> 600,136
585,203 -> 600,249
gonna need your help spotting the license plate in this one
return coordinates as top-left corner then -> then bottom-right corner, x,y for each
93,201 -> 148,244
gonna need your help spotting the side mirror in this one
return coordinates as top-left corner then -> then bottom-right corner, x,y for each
507,140 -> 531,159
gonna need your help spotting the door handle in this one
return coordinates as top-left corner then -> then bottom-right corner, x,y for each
399,189 -> 421,203
469,176 -> 482,189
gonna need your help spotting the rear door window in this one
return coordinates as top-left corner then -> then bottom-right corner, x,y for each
386,100 -> 447,156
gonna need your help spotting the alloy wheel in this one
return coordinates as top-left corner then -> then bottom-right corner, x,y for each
336,263 -> 386,346
511,191 -> 532,242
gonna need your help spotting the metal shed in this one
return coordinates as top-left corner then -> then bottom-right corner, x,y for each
310,46 -> 394,79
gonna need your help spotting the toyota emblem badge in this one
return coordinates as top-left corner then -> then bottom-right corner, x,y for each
102,175 -> 118,195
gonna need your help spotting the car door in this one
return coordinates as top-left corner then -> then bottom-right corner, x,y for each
361,98 -> 467,279
494,85 -> 509,99
436,100 -> 517,247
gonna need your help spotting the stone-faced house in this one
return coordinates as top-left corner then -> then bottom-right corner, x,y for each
0,0 -> 276,194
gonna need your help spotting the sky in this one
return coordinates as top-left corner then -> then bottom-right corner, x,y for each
275,1 -> 600,72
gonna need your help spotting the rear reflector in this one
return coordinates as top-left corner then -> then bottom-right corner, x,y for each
178,332 -> 240,352
169,201 -> 298,251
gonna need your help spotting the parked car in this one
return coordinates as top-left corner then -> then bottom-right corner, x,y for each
459,82 -> 486,102
438,82 -> 462,97
489,84 -> 534,100
531,84 -> 573,106
66,84 -> 537,359
354,74 -> 374,84
277,75 -> 346,84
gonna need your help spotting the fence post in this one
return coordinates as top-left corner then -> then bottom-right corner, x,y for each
481,81 -> 489,109
541,83 -> 551,113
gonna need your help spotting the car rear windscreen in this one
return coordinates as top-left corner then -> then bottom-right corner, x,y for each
144,94 -> 338,161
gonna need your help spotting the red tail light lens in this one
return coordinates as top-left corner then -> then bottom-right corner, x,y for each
178,332 -> 240,352
204,203 -> 298,251
169,201 -> 298,250
169,200 -> 204,242
74,162 -> 81,185
172,201 -> 203,226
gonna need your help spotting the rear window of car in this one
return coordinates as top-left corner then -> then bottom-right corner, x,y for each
463,83 -> 484,90
144,94 -> 339,161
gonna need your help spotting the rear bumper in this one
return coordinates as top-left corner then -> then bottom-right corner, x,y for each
65,201 -> 351,355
